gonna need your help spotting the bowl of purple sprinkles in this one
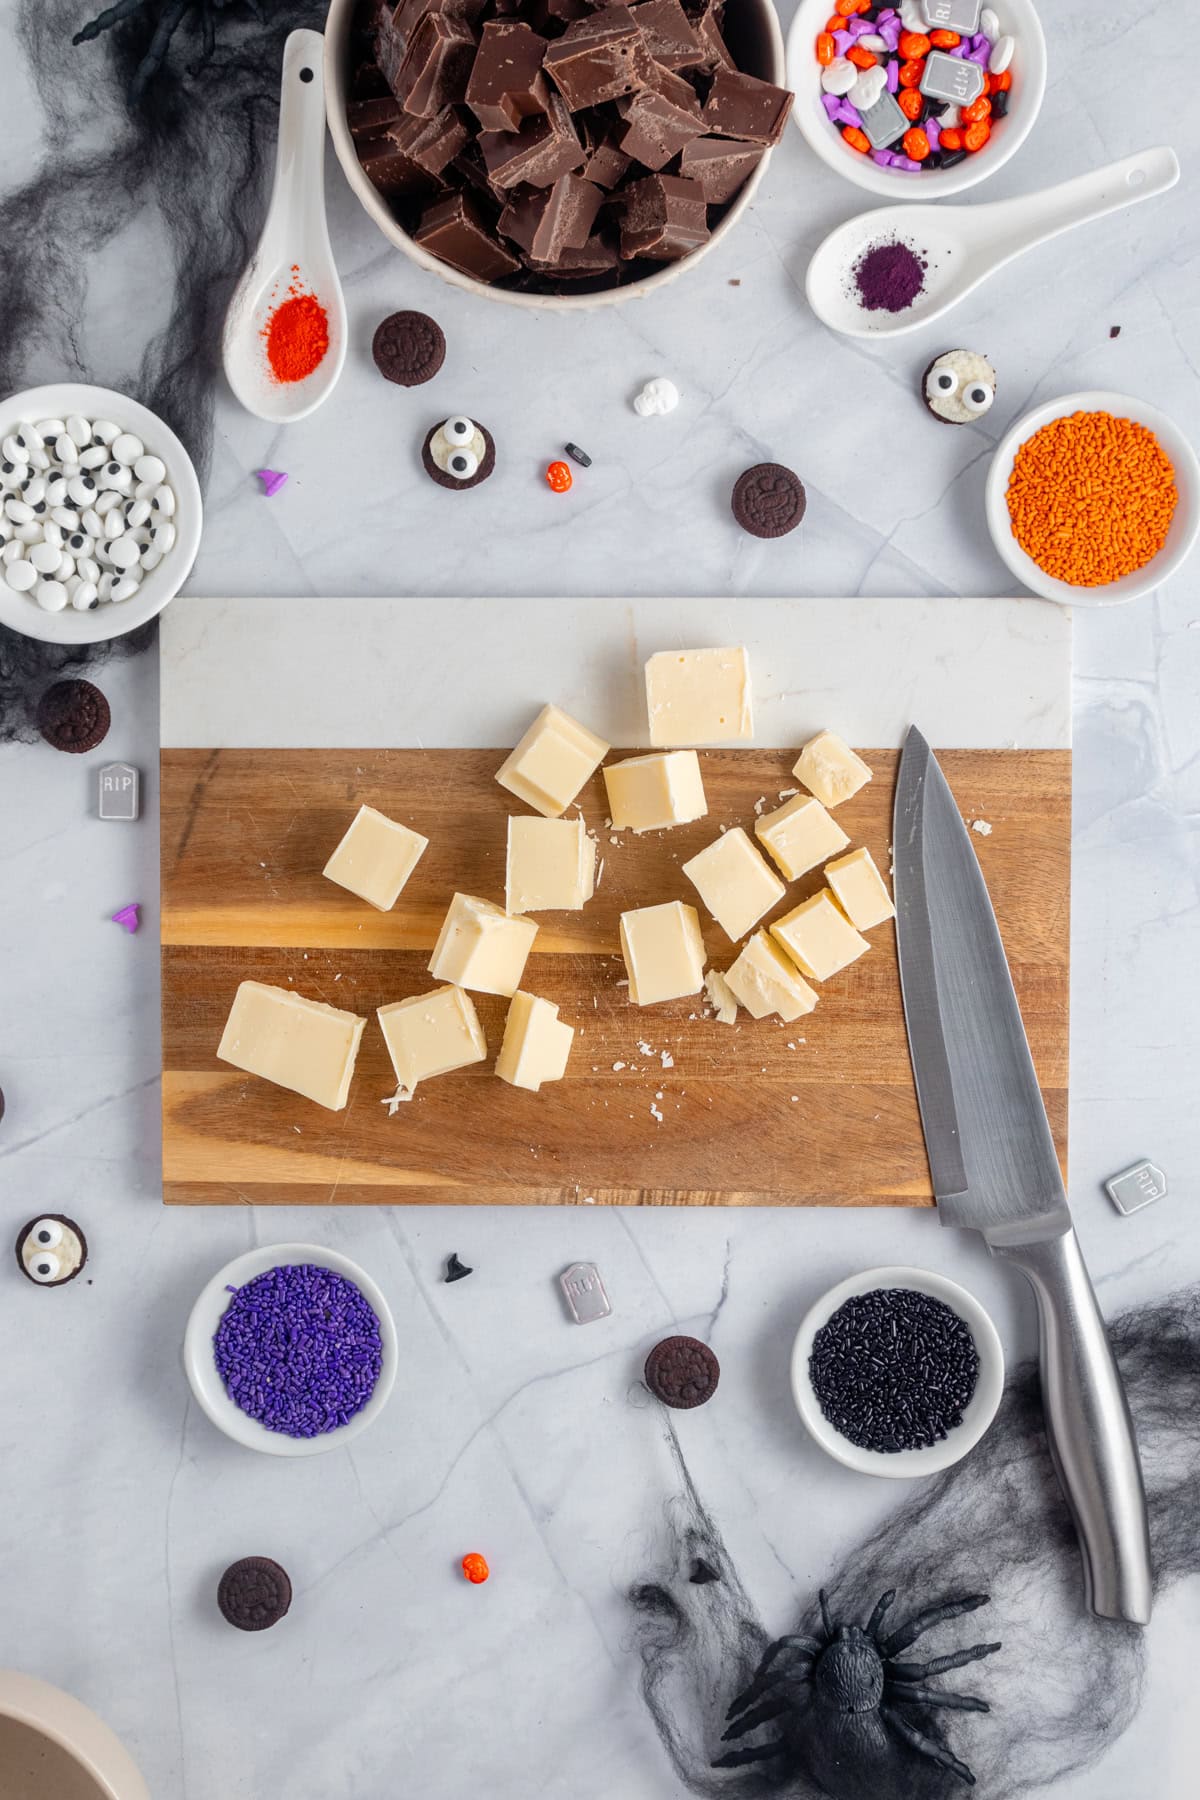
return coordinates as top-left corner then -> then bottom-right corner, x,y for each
790,1265 -> 1003,1479
184,1244 -> 398,1457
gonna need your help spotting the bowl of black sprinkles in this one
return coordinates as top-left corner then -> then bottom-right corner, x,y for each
790,1266 -> 1004,1478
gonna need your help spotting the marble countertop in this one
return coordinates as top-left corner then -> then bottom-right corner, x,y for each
1,2 -> 1198,1796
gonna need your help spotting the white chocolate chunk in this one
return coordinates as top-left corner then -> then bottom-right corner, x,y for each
704,968 -> 739,1024
323,803 -> 428,911
496,703 -> 609,817
793,730 -> 872,809
377,985 -> 487,1093
217,981 -> 365,1110
755,793 -> 849,881
603,750 -> 707,833
771,890 -> 870,983
495,991 -> 574,1091
506,814 -> 595,914
682,826 -> 785,942
645,646 -> 752,746
724,931 -> 818,1023
429,892 -> 538,997
824,847 -> 895,930
619,900 -> 706,1006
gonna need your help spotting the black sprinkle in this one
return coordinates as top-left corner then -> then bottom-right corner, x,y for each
991,89 -> 1010,119
689,1559 -> 721,1585
938,149 -> 968,170
565,442 -> 592,468
444,1252 -> 473,1283
809,1287 -> 979,1454
1110,325 -> 1121,339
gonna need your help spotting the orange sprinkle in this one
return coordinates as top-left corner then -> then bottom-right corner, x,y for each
816,31 -> 835,64
1006,411 -> 1178,587
462,1553 -> 490,1584
841,125 -> 871,153
964,119 -> 991,152
939,126 -> 964,151
902,127 -> 931,161
930,29 -> 961,47
989,68 -> 1013,92
847,44 -> 877,68
898,58 -> 925,87
962,95 -> 992,124
898,86 -> 923,120
898,31 -> 931,57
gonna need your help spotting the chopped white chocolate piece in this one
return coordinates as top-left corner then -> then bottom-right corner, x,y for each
793,730 -> 872,808
771,890 -> 870,982
682,826 -> 785,942
724,931 -> 818,1022
505,814 -> 595,914
704,968 -> 739,1024
825,847 -> 895,930
495,703 -> 609,817
322,803 -> 428,911
619,900 -> 707,1005
755,793 -> 849,880
495,991 -> 574,1090
645,646 -> 752,746
603,750 -> 707,833
377,985 -> 487,1093
429,892 -> 538,996
217,981 -> 365,1111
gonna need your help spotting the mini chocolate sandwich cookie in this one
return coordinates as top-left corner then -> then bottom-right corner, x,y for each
36,679 -> 111,754
732,463 -> 806,539
16,1215 -> 88,1287
422,416 -> 496,490
644,1334 -> 720,1409
373,310 -> 446,387
922,350 -> 996,426
218,1556 -> 292,1632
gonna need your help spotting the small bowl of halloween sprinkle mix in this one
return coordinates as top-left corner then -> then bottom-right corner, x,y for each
790,1264 -> 1004,1478
986,390 -> 1200,606
184,1243 -> 398,1457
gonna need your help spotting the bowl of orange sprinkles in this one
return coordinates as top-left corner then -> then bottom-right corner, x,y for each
986,390 -> 1200,605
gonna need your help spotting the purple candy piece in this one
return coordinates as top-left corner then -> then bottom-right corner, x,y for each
968,45 -> 991,65
871,149 -> 893,165
833,29 -> 854,53
876,8 -> 896,20
893,155 -> 921,171
925,115 -> 941,151
822,92 -> 842,119
951,43 -> 969,56
881,21 -> 902,49
886,58 -> 900,92
834,99 -> 863,127
847,15 -> 871,36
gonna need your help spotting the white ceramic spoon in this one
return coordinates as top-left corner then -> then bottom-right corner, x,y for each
805,146 -> 1180,340
222,28 -> 347,421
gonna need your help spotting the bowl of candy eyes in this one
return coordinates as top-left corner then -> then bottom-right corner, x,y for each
787,0 -> 1046,198
183,1243 -> 399,1458
790,1265 -> 1005,1478
326,0 -> 792,308
0,383 -> 202,646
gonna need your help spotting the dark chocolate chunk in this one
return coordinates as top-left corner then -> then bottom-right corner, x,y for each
689,0 -> 735,72
347,94 -> 404,141
526,233 -> 621,278
579,126 -> 632,189
444,1252 -> 473,1282
36,679 -> 111,754
629,0 -> 704,68
480,91 -> 585,188
373,310 -> 447,386
700,67 -> 792,145
498,174 -> 602,259
542,5 -> 656,110
465,20 -> 550,130
357,136 -> 438,197
394,13 -> 477,119
644,1334 -> 720,1409
678,134 -> 763,203
529,0 -> 589,24
421,418 -> 497,489
618,172 -> 708,262
218,1557 -> 293,1632
616,85 -> 703,171
689,1559 -> 721,1584
731,462 -> 806,539
414,192 -> 522,277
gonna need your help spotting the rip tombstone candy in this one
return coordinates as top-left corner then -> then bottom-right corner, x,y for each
98,762 -> 140,821
559,1261 -> 612,1324
920,50 -> 987,107
1105,1161 -> 1168,1217
859,90 -> 910,151
921,0 -> 982,31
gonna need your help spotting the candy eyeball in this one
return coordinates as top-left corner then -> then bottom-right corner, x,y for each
16,1213 -> 87,1288
30,1219 -> 63,1249
28,1251 -> 62,1284
922,349 -> 998,426
445,447 -> 479,481
443,416 -> 474,446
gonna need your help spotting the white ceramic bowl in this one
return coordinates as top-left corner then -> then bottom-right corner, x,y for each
790,1264 -> 1004,1478
324,0 -> 787,310
184,1242 -> 397,1457
986,389 -> 1200,607
787,0 -> 1046,199
0,1671 -> 149,1800
0,383 -> 201,645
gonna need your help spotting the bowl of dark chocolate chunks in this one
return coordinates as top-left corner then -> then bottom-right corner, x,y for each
327,0 -> 791,305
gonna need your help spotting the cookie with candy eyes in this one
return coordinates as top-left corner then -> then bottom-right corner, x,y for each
922,350 -> 997,426
421,416 -> 496,490
16,1215 -> 88,1287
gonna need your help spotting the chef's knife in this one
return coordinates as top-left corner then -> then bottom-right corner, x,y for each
893,726 -> 1153,1626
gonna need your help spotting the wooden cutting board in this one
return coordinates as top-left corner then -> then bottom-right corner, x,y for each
159,596 -> 1071,1207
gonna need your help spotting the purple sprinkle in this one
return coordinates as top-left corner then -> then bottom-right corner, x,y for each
833,99 -> 863,128
847,16 -> 872,36
925,115 -> 941,152
951,42 -> 969,56
880,19 -> 901,51
892,155 -> 922,171
886,59 -> 900,93
213,1263 -> 384,1439
967,45 -> 991,65
833,28 -> 854,53
871,149 -> 893,165
822,93 -> 842,119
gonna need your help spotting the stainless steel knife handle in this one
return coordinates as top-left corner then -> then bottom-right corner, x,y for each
992,1226 -> 1153,1625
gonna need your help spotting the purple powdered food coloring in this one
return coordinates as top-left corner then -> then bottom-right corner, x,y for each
853,238 -> 928,312
213,1263 -> 383,1438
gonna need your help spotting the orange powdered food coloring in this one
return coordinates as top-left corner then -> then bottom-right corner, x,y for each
1006,411 -> 1178,587
262,269 -> 329,384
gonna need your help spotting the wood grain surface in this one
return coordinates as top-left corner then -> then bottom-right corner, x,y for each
160,747 -> 1070,1207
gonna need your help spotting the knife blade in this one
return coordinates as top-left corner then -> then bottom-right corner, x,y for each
894,726 -> 1153,1626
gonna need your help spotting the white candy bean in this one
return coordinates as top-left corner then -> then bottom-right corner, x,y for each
3,436 -> 28,465
132,454 -> 166,484
980,7 -> 1000,38
82,508 -> 104,536
108,535 -> 141,570
72,581 -> 99,611
2,540 -> 23,564
66,414 -> 92,447
95,489 -> 125,516
112,574 -> 142,602
51,505 -> 79,529
36,579 -> 68,613
28,448 -> 51,471
46,478 -> 69,507
22,476 -> 46,505
125,497 -> 151,528
80,445 -> 109,469
110,433 -> 143,466
54,434 -> 79,464
78,556 -> 101,582
5,498 -> 34,524
99,460 -> 132,492
30,541 -> 61,574
33,419 -> 63,439
66,531 -> 93,557
16,424 -> 44,451
15,522 -> 41,545
140,545 -> 163,572
151,484 -> 176,518
988,34 -> 1014,73
821,56 -> 858,97
97,573 -> 117,602
152,520 -> 177,554
43,521 -> 64,551
92,419 -> 120,444
67,475 -> 98,507
5,559 -> 36,591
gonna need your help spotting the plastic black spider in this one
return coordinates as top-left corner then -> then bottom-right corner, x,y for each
72,0 -> 266,101
716,1586 -> 1001,1791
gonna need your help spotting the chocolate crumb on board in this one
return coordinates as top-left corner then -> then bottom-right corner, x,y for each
731,463 -> 806,539
36,679 -> 111,753
218,1556 -> 293,1632
372,310 -> 446,386
1110,325 -> 1122,338
444,1252 -> 473,1283
644,1334 -> 721,1409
